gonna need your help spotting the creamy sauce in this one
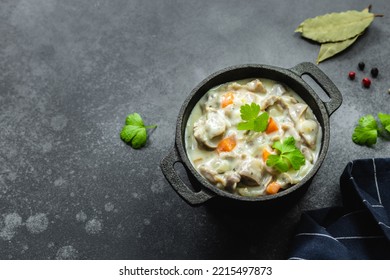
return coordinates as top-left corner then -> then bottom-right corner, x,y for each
185,78 -> 322,197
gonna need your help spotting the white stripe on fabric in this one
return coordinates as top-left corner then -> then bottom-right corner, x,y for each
379,222 -> 390,229
335,235 -> 384,240
296,233 -> 340,243
288,257 -> 305,260
362,199 -> 384,208
339,209 -> 366,219
373,158 -> 382,204
350,161 -> 354,173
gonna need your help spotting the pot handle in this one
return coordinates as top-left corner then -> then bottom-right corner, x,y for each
160,146 -> 215,206
290,62 -> 342,116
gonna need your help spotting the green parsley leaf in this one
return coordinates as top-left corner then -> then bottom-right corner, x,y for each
266,136 -> 305,172
272,136 -> 296,153
120,113 -> 157,149
267,154 -> 290,172
126,112 -> 144,127
284,149 -> 306,170
253,112 -> 269,132
240,103 -> 260,121
378,112 -> 390,133
237,121 -> 254,131
237,102 -> 269,132
352,114 -> 378,146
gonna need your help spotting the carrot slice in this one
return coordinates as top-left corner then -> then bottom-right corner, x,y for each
262,148 -> 272,162
266,117 -> 278,134
217,136 -> 236,153
266,181 -> 281,195
221,92 -> 234,108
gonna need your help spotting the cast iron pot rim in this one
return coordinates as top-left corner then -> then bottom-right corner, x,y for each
175,63 -> 331,202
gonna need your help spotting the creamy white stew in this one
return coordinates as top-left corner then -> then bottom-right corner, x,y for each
185,78 -> 322,197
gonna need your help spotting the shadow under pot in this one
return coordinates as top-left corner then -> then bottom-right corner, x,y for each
161,62 -> 342,208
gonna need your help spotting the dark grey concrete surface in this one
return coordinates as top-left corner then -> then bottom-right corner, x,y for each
0,0 -> 389,259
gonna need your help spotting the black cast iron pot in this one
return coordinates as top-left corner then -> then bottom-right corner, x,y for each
161,62 -> 342,208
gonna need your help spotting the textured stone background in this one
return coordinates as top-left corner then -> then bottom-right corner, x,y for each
0,0 -> 389,259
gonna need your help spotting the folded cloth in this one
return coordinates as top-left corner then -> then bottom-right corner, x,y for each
288,158 -> 390,259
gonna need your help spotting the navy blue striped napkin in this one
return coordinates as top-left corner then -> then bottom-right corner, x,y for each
288,158 -> 390,259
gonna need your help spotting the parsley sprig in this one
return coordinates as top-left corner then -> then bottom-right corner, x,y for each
266,137 -> 305,172
378,113 -> 390,135
120,113 -> 157,149
352,113 -> 390,146
352,115 -> 378,146
237,103 -> 269,132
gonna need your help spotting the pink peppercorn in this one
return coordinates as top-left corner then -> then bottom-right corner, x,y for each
362,78 -> 371,88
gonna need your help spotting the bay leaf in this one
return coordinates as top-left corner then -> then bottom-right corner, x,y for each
362,5 -> 371,13
297,10 -> 374,43
295,23 -> 304,33
316,34 -> 360,64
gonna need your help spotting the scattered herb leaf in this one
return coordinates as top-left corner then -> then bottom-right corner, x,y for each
362,5 -> 371,14
316,34 -> 360,64
240,102 -> 260,120
352,114 -> 378,146
237,103 -> 269,132
120,113 -> 157,149
126,112 -> 144,127
266,136 -> 305,172
378,113 -> 390,133
296,10 -> 376,43
295,6 -> 383,64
